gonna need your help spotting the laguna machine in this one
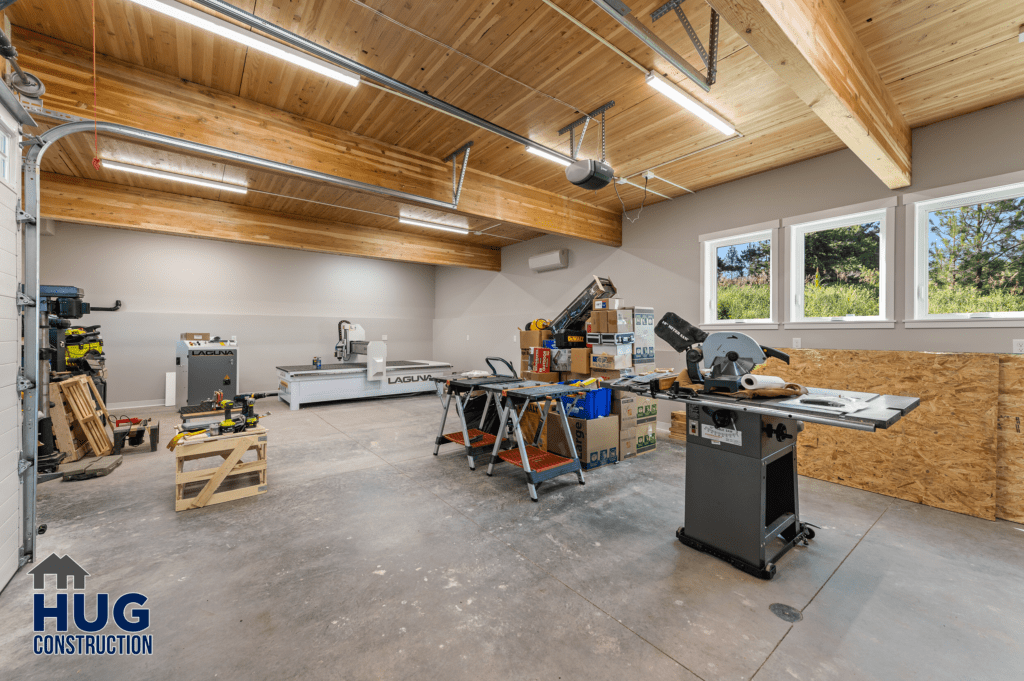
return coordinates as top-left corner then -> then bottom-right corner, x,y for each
276,320 -> 452,409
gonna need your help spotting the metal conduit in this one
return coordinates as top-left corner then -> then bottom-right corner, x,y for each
190,0 -> 575,164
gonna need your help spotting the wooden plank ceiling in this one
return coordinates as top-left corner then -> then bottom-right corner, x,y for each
9,0 -> 1024,261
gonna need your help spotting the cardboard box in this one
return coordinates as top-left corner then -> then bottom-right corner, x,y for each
521,347 -> 530,374
589,332 -> 634,345
180,332 -> 210,341
593,298 -> 624,310
612,393 -> 637,430
548,414 -> 619,469
530,347 -> 552,373
627,306 -> 655,366
636,395 -> 658,424
565,372 -> 591,383
590,310 -> 607,333
619,427 -> 637,459
636,423 -> 657,455
520,402 -> 556,449
592,343 -> 633,357
524,371 -> 560,383
551,348 -> 573,372
570,348 -> 592,374
520,328 -> 553,348
607,309 -> 633,333
591,353 -> 632,370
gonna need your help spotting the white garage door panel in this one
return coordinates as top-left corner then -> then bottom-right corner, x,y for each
0,362 -> 16,389
0,466 -> 18,588
0,387 -> 15,415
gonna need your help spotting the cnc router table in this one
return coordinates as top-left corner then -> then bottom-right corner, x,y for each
610,373 -> 919,579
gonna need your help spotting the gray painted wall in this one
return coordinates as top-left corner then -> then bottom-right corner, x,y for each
434,96 -> 1024,425
42,225 -> 436,408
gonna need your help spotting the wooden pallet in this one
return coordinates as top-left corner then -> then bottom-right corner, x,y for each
50,393 -> 88,462
174,427 -> 267,512
56,376 -> 113,457
59,455 -> 123,481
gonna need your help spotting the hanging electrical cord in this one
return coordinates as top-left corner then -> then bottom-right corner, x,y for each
614,176 -> 649,224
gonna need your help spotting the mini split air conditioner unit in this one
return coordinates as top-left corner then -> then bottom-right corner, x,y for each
529,249 -> 569,273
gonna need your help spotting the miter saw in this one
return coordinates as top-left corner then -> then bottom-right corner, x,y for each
654,312 -> 790,392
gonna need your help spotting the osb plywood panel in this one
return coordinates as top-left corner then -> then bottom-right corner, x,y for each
997,356 -> 1024,523
756,349 -> 998,521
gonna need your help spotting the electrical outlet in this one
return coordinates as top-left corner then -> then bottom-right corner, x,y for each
466,334 -> 470,341
513,334 -> 517,342
792,338 -> 802,349
1014,339 -> 1024,354
381,335 -> 388,341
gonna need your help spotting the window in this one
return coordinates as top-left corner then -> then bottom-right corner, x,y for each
700,222 -> 778,327
910,180 -> 1024,322
788,208 -> 890,323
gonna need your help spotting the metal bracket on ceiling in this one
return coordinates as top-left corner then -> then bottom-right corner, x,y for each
558,101 -> 615,163
591,0 -> 714,91
651,0 -> 720,85
19,102 -> 89,124
443,142 -> 473,209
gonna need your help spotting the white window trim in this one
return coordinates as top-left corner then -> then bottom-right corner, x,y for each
905,171 -> 1024,327
783,198 -> 896,328
699,220 -> 780,330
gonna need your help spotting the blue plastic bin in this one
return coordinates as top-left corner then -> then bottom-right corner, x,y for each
559,384 -> 611,419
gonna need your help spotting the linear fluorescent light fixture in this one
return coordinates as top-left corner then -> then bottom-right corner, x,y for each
399,217 -> 470,234
526,146 -> 571,167
102,160 -> 248,194
126,0 -> 361,87
645,71 -> 735,136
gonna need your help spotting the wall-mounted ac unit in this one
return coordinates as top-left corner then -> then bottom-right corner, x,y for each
529,249 -> 569,273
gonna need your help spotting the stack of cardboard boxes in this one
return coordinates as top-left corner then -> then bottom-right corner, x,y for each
516,296 -> 658,463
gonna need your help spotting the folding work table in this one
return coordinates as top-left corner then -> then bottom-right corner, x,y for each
481,382 -> 596,502
432,375 -> 542,469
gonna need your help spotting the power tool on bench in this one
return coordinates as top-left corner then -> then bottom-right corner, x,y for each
218,391 -> 278,433
654,312 -> 790,393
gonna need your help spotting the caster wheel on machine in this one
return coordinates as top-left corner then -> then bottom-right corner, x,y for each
804,526 -> 816,540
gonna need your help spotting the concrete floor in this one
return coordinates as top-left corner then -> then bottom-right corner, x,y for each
1,393 -> 1022,680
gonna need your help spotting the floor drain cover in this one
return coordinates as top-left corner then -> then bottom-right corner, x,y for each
769,603 -> 802,622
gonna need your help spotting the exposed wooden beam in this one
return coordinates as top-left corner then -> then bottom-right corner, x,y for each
705,0 -> 912,188
15,28 -> 622,246
39,172 -> 502,271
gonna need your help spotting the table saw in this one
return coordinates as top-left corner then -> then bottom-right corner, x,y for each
606,313 -> 919,579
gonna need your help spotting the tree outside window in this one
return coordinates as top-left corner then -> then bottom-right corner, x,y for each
927,197 -> 1024,314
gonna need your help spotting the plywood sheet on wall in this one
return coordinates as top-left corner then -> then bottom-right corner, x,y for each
757,349 -> 999,521
997,356 -> 1024,523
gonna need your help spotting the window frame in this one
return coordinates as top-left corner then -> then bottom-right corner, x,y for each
699,220 -> 780,330
905,171 -> 1024,328
784,200 -> 896,329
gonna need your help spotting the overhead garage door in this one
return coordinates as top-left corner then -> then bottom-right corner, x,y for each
0,102 -> 23,592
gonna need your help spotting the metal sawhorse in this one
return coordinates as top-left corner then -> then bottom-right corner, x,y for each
482,382 -> 594,501
432,358 -> 532,470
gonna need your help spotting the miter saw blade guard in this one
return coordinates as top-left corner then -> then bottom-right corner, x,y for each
654,312 -> 789,393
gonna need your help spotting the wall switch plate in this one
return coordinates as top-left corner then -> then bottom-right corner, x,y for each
381,335 -> 387,341
1014,339 -> 1024,354
793,338 -> 802,349
466,334 -> 470,341
513,334 -> 517,342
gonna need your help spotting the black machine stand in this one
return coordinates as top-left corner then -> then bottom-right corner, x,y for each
679,404 -> 813,580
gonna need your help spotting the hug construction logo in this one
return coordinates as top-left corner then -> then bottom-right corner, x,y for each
27,553 -> 153,656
